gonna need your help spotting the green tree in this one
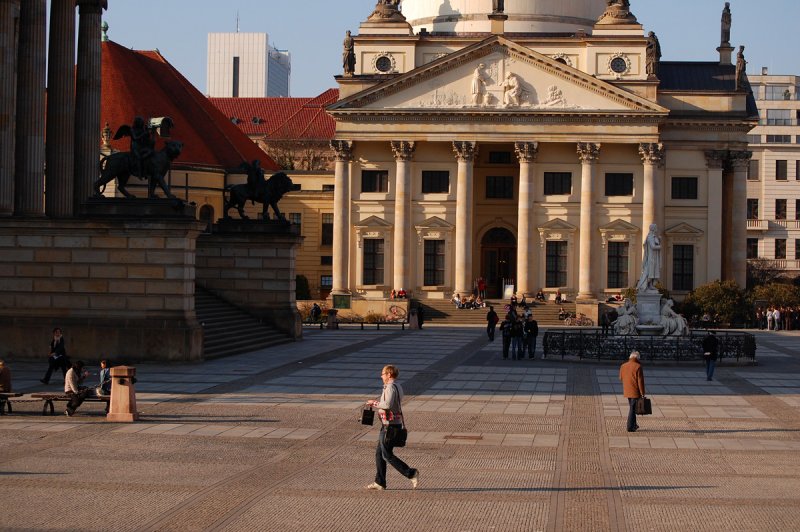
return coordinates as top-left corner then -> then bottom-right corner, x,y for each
751,282 -> 800,308
684,280 -> 747,325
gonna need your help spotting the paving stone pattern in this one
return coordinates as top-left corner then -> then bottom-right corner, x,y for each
1,328 -> 800,531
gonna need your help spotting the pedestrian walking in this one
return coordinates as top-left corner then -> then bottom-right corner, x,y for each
41,327 -> 69,385
523,314 -> 538,359
486,306 -> 499,341
510,316 -> 524,360
619,351 -> 646,432
365,365 -> 419,491
702,331 -> 719,381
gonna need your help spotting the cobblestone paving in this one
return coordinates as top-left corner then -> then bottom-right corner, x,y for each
1,329 -> 799,531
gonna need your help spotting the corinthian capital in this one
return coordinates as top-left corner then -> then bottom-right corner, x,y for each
639,143 -> 665,165
576,142 -> 601,163
330,140 -> 354,162
514,141 -> 539,163
390,141 -> 416,161
704,150 -> 726,169
728,150 -> 753,168
76,0 -> 108,14
452,141 -> 478,162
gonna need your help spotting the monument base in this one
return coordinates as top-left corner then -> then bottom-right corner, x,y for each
636,291 -> 662,327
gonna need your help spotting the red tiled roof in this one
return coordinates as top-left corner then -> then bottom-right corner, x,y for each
209,88 -> 338,140
101,41 -> 277,170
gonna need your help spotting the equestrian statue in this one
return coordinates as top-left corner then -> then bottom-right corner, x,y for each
224,160 -> 299,221
94,116 -> 181,199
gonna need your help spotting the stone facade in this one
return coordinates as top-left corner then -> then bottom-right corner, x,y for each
0,217 -> 204,361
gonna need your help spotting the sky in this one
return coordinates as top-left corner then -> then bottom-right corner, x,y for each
77,0 -> 800,97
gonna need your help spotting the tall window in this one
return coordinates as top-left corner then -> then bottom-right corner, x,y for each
776,160 -> 788,180
671,177 -> 698,200
363,239 -> 384,285
543,172 -> 572,195
775,239 -> 787,260
776,199 -> 787,220
747,238 -> 759,259
607,242 -> 629,289
362,170 -> 388,193
766,85 -> 790,100
289,213 -> 301,227
766,109 -> 792,125
747,160 -> 760,180
767,135 -> 792,144
485,175 -> 514,199
796,239 -> 800,260
796,160 -> 800,180
320,275 -> 333,289
746,199 -> 759,220
672,244 -> 694,291
796,199 -> 800,220
421,171 -> 449,194
423,240 -> 445,286
545,241 -> 568,287
321,213 -> 333,246
320,256 -> 333,266
232,57 -> 240,97
605,173 -> 634,196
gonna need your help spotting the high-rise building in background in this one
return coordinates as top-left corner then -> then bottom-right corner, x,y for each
207,32 -> 291,97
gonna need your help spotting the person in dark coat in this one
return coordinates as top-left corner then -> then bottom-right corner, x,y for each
702,331 -> 719,381
619,351 -> 646,432
523,315 -> 539,359
416,306 -> 425,329
41,327 -> 69,385
499,314 -> 513,359
486,306 -> 499,341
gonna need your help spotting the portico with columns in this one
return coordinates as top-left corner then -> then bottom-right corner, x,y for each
327,1 -> 756,306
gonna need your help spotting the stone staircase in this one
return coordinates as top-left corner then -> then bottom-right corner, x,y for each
418,299 -> 576,326
195,286 -> 292,358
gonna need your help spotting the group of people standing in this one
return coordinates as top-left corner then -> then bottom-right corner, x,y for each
485,306 -> 539,360
755,306 -> 798,331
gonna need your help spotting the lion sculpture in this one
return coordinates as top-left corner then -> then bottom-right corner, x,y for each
224,167 -> 298,221
94,140 -> 182,199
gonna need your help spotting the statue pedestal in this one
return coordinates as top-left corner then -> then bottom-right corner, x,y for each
636,291 -> 662,327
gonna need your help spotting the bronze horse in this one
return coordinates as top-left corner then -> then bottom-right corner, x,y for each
224,170 -> 298,221
94,140 -> 182,199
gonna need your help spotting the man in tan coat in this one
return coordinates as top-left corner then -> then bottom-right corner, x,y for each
619,351 -> 646,432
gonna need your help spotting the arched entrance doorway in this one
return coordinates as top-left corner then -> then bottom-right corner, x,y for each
480,227 -> 517,299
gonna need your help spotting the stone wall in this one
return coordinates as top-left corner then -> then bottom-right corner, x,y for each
196,221 -> 303,339
0,217 -> 205,362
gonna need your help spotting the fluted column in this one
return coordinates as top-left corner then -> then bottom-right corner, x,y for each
453,141 -> 477,295
514,141 -> 538,297
730,151 -> 752,287
391,141 -> 415,292
705,151 -> 725,281
330,140 -> 353,294
46,0 -> 76,218
74,0 -> 106,212
639,143 -> 665,247
14,0 -> 46,216
576,142 -> 600,300
0,0 -> 20,216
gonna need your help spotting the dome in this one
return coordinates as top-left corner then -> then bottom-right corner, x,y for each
401,0 -> 607,34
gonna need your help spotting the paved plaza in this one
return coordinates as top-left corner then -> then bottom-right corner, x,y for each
2,328 -> 800,531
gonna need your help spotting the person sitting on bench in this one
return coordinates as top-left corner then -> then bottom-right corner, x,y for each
64,361 -> 91,417
0,359 -> 12,393
98,359 -> 112,396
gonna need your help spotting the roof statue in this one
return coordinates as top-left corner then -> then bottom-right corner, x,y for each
368,0 -> 406,22
721,2 -> 732,45
224,162 -> 299,221
342,30 -> 355,77
492,0 -> 504,14
645,31 -> 661,79
597,0 -> 637,25
93,116 -> 182,199
735,45 -> 747,91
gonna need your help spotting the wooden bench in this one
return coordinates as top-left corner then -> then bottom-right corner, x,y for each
0,393 -> 23,415
30,393 -> 110,416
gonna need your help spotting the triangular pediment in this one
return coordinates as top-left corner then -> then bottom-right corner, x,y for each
416,216 -> 454,230
599,219 -> 640,233
330,36 -> 668,116
665,222 -> 704,237
354,215 -> 393,229
538,218 -> 577,232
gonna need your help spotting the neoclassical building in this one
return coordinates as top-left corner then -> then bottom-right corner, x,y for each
327,0 -> 756,307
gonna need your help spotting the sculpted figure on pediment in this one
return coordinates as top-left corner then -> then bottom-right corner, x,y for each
542,85 -> 566,107
471,63 -> 488,106
502,72 -> 522,107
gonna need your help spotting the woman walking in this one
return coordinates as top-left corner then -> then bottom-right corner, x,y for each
365,365 -> 419,490
41,327 -> 69,385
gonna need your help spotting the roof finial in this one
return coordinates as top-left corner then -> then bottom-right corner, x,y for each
101,21 -> 109,42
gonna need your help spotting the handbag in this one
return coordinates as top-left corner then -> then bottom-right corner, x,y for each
360,406 -> 375,426
635,396 -> 652,415
384,424 -> 407,447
